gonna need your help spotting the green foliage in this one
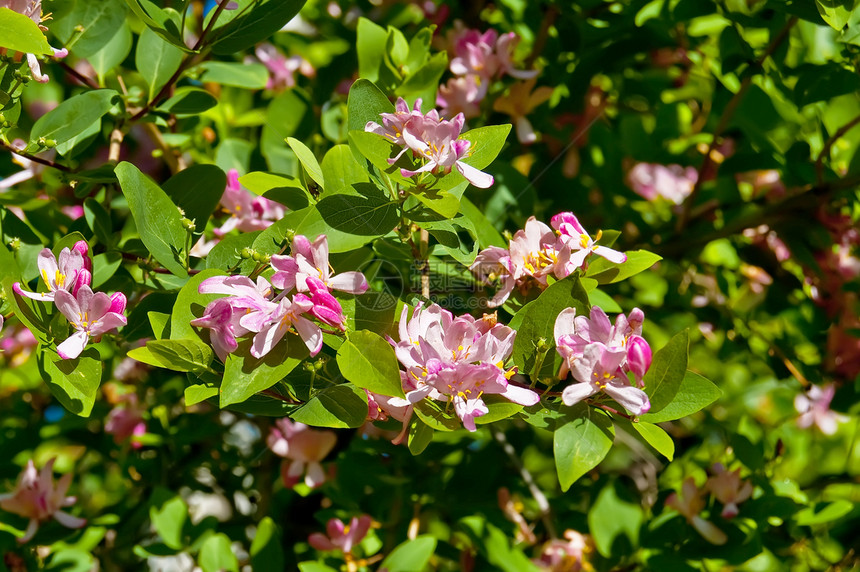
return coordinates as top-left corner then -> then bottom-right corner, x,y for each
0,8 -> 52,55
336,330 -> 404,397
554,403 -> 615,491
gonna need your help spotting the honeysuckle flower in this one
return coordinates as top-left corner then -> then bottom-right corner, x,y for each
267,418 -> 336,488
304,276 -> 346,329
0,0 -> 68,83
365,389 -> 414,445
551,212 -> 627,271
561,342 -> 651,415
308,515 -> 372,554
364,97 -> 425,151
248,294 -> 322,358
0,458 -> 86,543
214,169 -> 286,236
627,163 -> 698,205
450,28 -> 537,85
666,477 -> 727,545
706,463 -> 752,519
389,303 -> 539,431
626,335 -> 652,387
189,236 -> 219,258
795,384 -> 846,435
0,324 -> 37,367
271,234 -> 368,295
533,529 -> 591,572
105,394 -> 146,449
53,285 -> 127,359
13,243 -> 88,302
190,298 -> 249,361
437,75 -> 482,119
470,245 -> 516,307
492,78 -> 554,144
254,43 -> 315,90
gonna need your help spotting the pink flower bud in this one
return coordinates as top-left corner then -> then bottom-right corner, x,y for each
73,241 -> 91,272
628,308 -> 645,332
109,292 -> 127,315
627,335 -> 652,383
73,269 -> 92,297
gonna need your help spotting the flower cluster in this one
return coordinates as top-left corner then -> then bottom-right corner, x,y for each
364,97 -> 494,188
192,234 -> 368,360
385,302 -> 540,432
554,306 -> 652,416
13,242 -> 127,359
267,418 -> 336,488
471,212 -> 626,307
438,26 -> 537,119
0,0 -> 68,83
214,168 -> 286,236
0,458 -> 85,543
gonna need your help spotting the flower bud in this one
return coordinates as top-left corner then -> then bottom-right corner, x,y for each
73,269 -> 92,297
73,241 -> 92,272
628,308 -> 645,332
626,335 -> 652,384
109,292 -> 127,315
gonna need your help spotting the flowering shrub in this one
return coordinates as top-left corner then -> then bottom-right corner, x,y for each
0,0 -> 858,570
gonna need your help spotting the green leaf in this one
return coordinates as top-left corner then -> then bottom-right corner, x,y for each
128,338 -> 214,373
89,21 -> 133,80
162,164 -> 226,234
407,417 -> 433,455
29,90 -> 118,149
381,535 -> 437,572
287,137 -> 325,191
122,0 -> 188,50
631,421 -> 674,461
199,533 -> 239,572
421,215 -> 478,266
586,250 -> 662,284
184,383 -> 218,406
643,330 -> 689,414
149,490 -> 187,550
135,26 -> 184,101
356,19 -> 388,83
251,518 -> 285,571
336,330 -> 404,397
321,144 -> 370,196
54,118 -> 100,158
198,61 -> 269,89
459,196 -> 506,248
640,371 -> 721,423
298,563 -> 338,572
157,87 -> 218,115
348,78 -> 394,132
51,0 -> 129,58
587,480 -> 643,558
238,172 -> 310,210
0,7 -> 52,55
261,90 -> 307,172
221,337 -> 305,407
510,275 -> 590,377
210,0 -> 307,55
794,500 -> 854,525
816,0 -> 855,29
37,346 -> 102,417
205,231 -> 259,271
290,384 -> 368,428
91,252 -> 122,288
115,162 -> 189,277
553,403 -> 615,491
312,184 -> 399,244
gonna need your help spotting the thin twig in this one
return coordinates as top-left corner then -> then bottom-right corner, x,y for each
141,122 -> 184,174
815,113 -> 860,184
59,60 -> 100,89
260,388 -> 302,405
108,122 -> 125,163
491,427 -> 556,539
192,0 -> 231,51
676,16 -> 798,231
0,140 -> 71,172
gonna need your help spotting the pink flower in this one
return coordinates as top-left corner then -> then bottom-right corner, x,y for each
191,298 -> 250,362
388,303 -> 539,431
364,97 -> 425,151
271,234 -> 368,295
0,324 -> 38,367
267,418 -> 336,488
533,529 -> 591,572
53,285 -> 127,359
706,463 -> 752,519
665,477 -> 727,545
437,75 -> 482,119
795,384 -> 846,435
0,458 -> 86,543
551,212 -> 627,271
449,29 -> 537,85
554,307 -> 651,415
255,43 -> 314,90
248,294 -> 322,358
308,515 -> 372,554
627,163 -> 698,205
13,242 -> 90,302
214,169 -> 286,236
105,394 -> 147,449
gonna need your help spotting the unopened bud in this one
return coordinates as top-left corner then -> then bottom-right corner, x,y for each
284,229 -> 296,242
626,335 -> 652,382
73,269 -> 92,296
239,247 -> 256,259
536,337 -> 551,353
8,237 -> 20,252
43,138 -> 57,148
108,292 -> 127,315
251,251 -> 270,264
72,240 -> 91,271
628,308 -> 645,332
181,217 -> 196,232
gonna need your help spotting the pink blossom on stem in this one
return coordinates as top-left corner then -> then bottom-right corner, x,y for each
665,477 -> 727,545
248,294 -> 322,358
533,529 -> 591,572
627,163 -> 698,205
271,234 -> 368,295
190,298 -> 249,362
551,212 -> 627,271
437,75 -> 482,119
706,463 -> 752,519
0,458 -> 86,543
254,43 -> 315,90
214,169 -> 286,236
53,285 -> 127,359
13,246 -> 86,302
105,394 -> 147,449
268,418 -> 336,488
0,324 -> 38,367
795,384 -> 846,435
308,515 -> 372,553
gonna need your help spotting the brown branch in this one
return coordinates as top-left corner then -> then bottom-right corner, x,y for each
260,388 -> 302,405
193,0 -> 232,51
676,16 -> 798,232
141,122 -> 185,174
815,113 -> 860,184
0,140 -> 71,172
59,60 -> 100,89
108,122 -> 125,163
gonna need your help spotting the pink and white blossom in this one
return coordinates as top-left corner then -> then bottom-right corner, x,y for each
268,418 -> 336,488
308,515 -> 372,554
214,169 -> 286,236
254,43 -> 315,90
533,529 -> 591,572
271,234 -> 368,295
105,394 -> 147,449
13,242 -> 90,302
795,384 -> 846,435
628,163 -> 698,205
53,286 -> 127,359
706,463 -> 752,519
551,212 -> 627,272
0,458 -> 86,543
